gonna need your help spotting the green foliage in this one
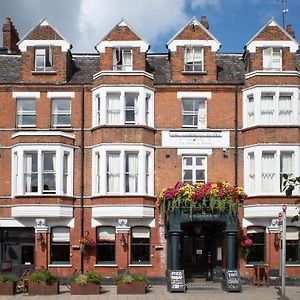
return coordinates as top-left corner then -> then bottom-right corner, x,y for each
0,274 -> 18,282
28,270 -> 59,284
115,273 -> 146,283
69,272 -> 102,286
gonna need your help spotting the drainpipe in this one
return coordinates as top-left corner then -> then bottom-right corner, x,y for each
234,85 -> 239,187
80,85 -> 85,273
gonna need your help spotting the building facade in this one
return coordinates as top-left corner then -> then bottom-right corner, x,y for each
0,16 -> 299,281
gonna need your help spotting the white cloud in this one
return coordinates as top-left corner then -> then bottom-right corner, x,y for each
190,0 -> 221,9
78,0 -> 189,52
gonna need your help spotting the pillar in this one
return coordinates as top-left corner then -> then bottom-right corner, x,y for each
168,230 -> 181,270
226,230 -> 237,270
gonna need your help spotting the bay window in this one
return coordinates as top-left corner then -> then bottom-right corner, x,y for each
131,227 -> 150,264
12,145 -> 73,196
92,87 -> 154,127
92,145 -> 154,196
96,226 -> 116,264
245,146 -> 299,196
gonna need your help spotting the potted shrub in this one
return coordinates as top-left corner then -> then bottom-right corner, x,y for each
28,269 -> 59,295
69,272 -> 102,295
116,273 -> 148,294
0,274 -> 18,295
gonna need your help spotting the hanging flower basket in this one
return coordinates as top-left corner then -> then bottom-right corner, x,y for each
157,182 -> 247,218
240,237 -> 253,258
79,232 -> 96,253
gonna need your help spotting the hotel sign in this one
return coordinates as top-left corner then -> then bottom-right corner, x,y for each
162,130 -> 230,148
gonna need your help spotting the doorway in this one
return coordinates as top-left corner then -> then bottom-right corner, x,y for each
0,228 -> 35,276
181,222 -> 224,279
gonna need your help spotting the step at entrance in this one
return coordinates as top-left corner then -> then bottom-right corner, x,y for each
185,278 -> 221,290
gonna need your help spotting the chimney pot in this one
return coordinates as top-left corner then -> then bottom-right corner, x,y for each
286,24 -> 295,38
200,16 -> 209,30
2,17 -> 20,54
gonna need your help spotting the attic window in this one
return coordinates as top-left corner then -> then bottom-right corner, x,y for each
35,46 -> 54,72
113,48 -> 132,71
184,47 -> 203,72
263,47 -> 282,71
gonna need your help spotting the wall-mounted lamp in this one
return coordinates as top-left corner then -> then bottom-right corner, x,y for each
120,233 -> 127,249
222,148 -> 229,158
274,233 -> 280,249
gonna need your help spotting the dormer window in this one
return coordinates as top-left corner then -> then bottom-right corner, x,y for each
35,46 -> 53,72
263,47 -> 282,71
113,48 -> 132,71
184,47 -> 203,72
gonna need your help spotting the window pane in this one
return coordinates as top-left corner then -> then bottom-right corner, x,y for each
125,153 -> 138,193
43,152 -> 56,193
247,230 -> 265,263
183,170 -> 193,182
19,115 -> 36,126
51,244 -> 70,264
107,153 -> 120,192
131,227 -> 150,263
24,152 -> 38,193
183,157 -> 192,166
96,227 -> 115,263
196,170 -> 205,182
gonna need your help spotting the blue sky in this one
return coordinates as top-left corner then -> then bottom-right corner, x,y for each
1,0 -> 299,54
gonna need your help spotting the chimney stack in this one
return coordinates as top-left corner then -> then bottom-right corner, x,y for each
286,24 -> 295,38
2,18 -> 20,54
200,16 -> 209,30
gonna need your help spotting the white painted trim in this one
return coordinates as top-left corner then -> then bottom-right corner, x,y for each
96,40 -> 149,53
91,217 -> 155,228
177,149 -> 212,155
94,264 -> 118,267
129,264 -> 153,267
40,20 -> 49,26
11,131 -> 75,139
245,70 -> 300,79
247,40 -> 299,53
48,264 -> 72,267
93,70 -> 154,80
177,91 -> 212,99
18,39 -> 70,52
12,92 -> 40,98
0,218 -> 74,227
168,39 -> 221,52
92,205 -> 155,218
244,204 -> 299,218
47,92 -> 75,98
11,205 -> 73,218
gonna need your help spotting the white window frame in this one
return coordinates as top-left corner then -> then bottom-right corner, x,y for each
247,94 -> 254,126
16,98 -> 36,128
182,155 -> 207,184
244,145 -> 299,196
11,145 -> 73,197
113,48 -> 132,71
263,47 -> 282,71
35,46 -> 54,72
182,98 -> 207,129
184,46 -> 204,72
92,145 -> 154,196
125,93 -> 138,124
92,86 -> 154,127
52,98 -> 71,127
243,87 -> 300,128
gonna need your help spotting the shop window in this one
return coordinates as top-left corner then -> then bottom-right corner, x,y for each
131,227 -> 150,264
247,227 -> 265,264
286,227 -> 299,263
51,227 -> 70,264
96,227 -> 116,264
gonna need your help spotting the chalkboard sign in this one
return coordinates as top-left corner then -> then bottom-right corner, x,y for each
167,270 -> 186,293
224,269 -> 242,292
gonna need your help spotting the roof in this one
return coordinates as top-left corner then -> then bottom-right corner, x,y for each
0,55 -> 22,83
146,54 -> 171,84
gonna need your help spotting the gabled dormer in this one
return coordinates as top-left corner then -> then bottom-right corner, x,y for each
95,19 -> 149,72
244,18 -> 299,75
18,18 -> 71,83
167,16 -> 221,83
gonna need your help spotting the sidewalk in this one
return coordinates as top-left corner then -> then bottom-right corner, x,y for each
1,285 -> 299,300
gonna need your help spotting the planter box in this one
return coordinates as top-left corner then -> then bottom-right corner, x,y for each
28,282 -> 59,295
0,282 -> 16,295
70,282 -> 101,295
117,281 -> 147,294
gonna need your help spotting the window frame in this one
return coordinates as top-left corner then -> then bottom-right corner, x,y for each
130,226 -> 151,265
182,98 -> 207,128
182,155 -> 207,184
51,98 -> 71,128
113,48 -> 132,71
50,226 -> 70,265
286,226 -> 300,264
246,226 -> 266,264
42,151 -> 56,194
263,47 -> 282,71
96,226 -> 116,265
16,98 -> 36,128
184,46 -> 204,72
34,46 -> 54,72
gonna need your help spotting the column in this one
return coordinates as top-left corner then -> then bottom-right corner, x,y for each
168,230 -> 182,270
226,230 -> 237,270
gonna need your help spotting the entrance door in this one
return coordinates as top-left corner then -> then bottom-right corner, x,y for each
0,228 -> 35,276
181,223 -> 214,278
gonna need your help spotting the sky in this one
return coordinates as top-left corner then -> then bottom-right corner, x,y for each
0,0 -> 299,54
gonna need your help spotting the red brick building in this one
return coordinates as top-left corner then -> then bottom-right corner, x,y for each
0,16 -> 299,283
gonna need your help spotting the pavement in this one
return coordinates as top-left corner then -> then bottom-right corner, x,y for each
1,285 -> 300,300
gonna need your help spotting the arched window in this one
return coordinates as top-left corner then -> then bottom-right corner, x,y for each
96,226 -> 116,264
51,227 -> 70,264
131,227 -> 150,264
247,226 -> 265,264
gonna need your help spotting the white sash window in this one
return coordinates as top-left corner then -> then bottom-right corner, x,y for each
263,47 -> 282,70
107,93 -> 121,124
125,152 -> 138,193
279,93 -> 293,124
260,93 -> 275,124
248,153 -> 255,195
261,152 -> 275,193
182,98 -> 206,128
107,153 -> 120,193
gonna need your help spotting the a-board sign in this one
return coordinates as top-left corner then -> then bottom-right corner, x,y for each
167,270 -> 186,293
224,269 -> 242,292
